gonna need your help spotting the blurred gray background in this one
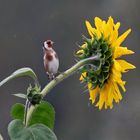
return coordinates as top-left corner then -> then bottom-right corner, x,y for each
0,0 -> 139,140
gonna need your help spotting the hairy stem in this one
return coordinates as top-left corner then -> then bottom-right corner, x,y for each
26,55 -> 99,126
25,105 -> 36,126
24,99 -> 30,126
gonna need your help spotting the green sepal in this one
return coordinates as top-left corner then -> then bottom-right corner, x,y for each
100,42 -> 108,53
90,75 -> 97,84
102,66 -> 110,72
99,82 -> 104,88
98,72 -> 104,83
92,60 -> 101,70
82,76 -> 90,83
90,82 -> 98,89
107,56 -> 113,64
82,35 -> 92,46
29,94 -> 42,105
105,49 -> 112,59
104,72 -> 110,80
101,54 -> 106,64
104,61 -> 110,67
77,35 -> 113,88
98,34 -> 104,43
27,85 -> 42,105
77,54 -> 87,60
13,93 -> 27,99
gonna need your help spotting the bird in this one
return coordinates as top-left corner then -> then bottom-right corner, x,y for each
43,40 -> 59,80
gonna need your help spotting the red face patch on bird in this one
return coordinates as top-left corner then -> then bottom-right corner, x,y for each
46,40 -> 53,48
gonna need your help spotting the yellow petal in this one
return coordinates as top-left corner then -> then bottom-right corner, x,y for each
114,47 -> 134,58
103,17 -> 115,43
76,43 -> 87,54
76,49 -> 84,54
109,30 -> 117,45
117,60 -> 136,72
111,61 -> 126,92
115,22 -> 120,30
79,72 -> 86,81
109,22 -> 120,45
113,92 -> 119,103
81,43 -> 87,49
113,60 -> 122,72
113,82 -> 122,100
113,29 -> 131,47
88,83 -> 99,104
112,72 -> 126,92
96,84 -> 109,110
111,81 -> 121,103
94,17 -> 103,30
85,21 -> 94,37
117,80 -> 126,92
106,81 -> 114,106
107,16 -> 114,29
102,22 -> 109,39
96,90 -> 106,110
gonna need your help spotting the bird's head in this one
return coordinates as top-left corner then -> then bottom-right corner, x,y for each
43,40 -> 54,50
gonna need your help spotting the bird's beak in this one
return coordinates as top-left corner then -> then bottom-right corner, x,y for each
52,41 -> 54,44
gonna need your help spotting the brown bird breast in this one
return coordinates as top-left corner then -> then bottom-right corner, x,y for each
46,52 -> 53,61
44,51 -> 53,73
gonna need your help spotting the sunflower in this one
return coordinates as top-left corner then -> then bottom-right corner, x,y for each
76,16 -> 135,110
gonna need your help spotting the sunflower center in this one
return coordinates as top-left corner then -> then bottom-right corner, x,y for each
77,35 -> 113,89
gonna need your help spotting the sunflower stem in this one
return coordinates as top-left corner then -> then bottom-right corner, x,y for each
25,54 -> 100,126
25,105 -> 36,126
24,99 -> 30,126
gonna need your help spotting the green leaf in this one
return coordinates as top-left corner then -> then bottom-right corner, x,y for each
8,119 -> 57,140
10,101 -> 55,130
13,93 -> 27,99
0,67 -> 38,87
11,103 -> 24,121
29,101 -> 55,129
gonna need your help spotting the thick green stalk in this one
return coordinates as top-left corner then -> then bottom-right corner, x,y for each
26,55 -> 99,126
41,55 -> 99,97
25,105 -> 36,126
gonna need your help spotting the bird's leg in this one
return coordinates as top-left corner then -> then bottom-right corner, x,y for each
46,72 -> 52,81
51,73 -> 59,81
47,72 -> 65,81
47,73 -> 57,81
51,73 -> 55,80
